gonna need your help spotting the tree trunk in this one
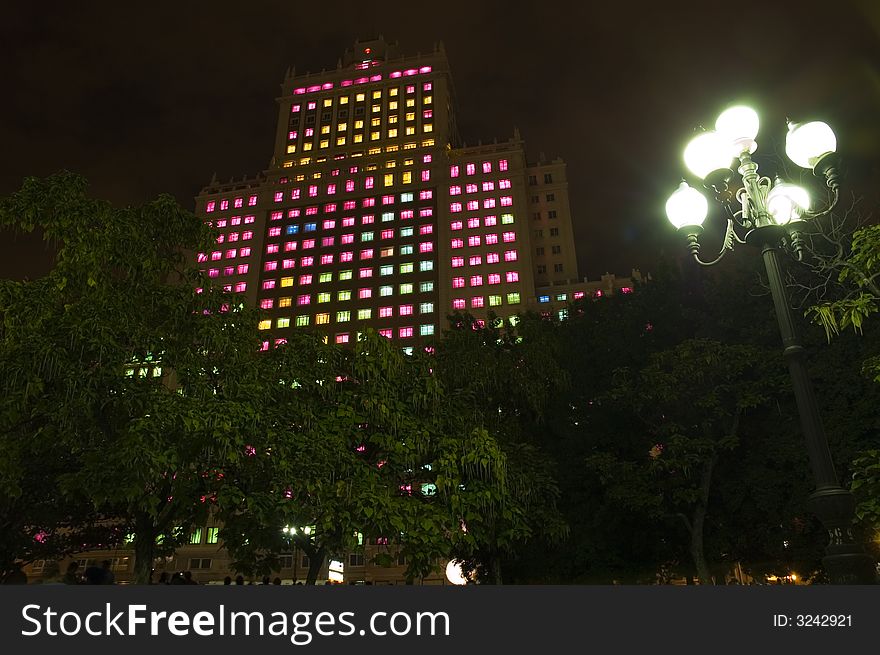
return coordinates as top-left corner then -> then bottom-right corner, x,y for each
488,553 -> 503,585
133,514 -> 157,585
305,546 -> 326,585
689,453 -> 717,585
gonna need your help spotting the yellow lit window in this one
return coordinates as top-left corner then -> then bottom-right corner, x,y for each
389,88 -> 398,97
403,142 -> 416,150
403,158 -> 414,166
295,174 -> 305,181
371,131 -> 380,141
405,112 -> 415,121
357,308 -> 371,320
388,128 -> 398,138
338,122 -> 347,131
384,173 -> 394,186
281,277 -> 294,287
356,93 -> 365,102
320,140 -> 329,149
406,98 -> 415,108
371,117 -> 381,127
371,104 -> 381,113
423,95 -> 433,104
319,272 -> 333,283
354,120 -> 364,129
313,171 -> 322,179
385,160 -> 396,168
400,283 -> 413,294
372,90 -> 382,99
287,145 -> 297,153
385,144 -> 398,152
299,157 -> 311,164
389,101 -> 398,110
336,137 -> 346,146
321,125 -> 330,134
422,138 -> 435,147
337,311 -> 350,322
402,171 -> 412,184
318,292 -> 330,303
323,98 -> 332,107
388,115 -> 398,124
282,161 -> 293,168
316,313 -> 330,325
368,147 -> 381,155
423,124 -> 433,133
354,134 -> 363,143
303,142 -> 313,151
339,96 -> 349,105
339,270 -> 353,280
279,297 -> 292,308
322,335 -> 328,344
405,126 -> 415,136
277,317 -> 290,328
380,246 -> 394,257
258,319 -> 271,330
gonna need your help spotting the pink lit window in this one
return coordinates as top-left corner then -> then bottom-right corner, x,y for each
345,179 -> 355,192
485,234 -> 499,245
499,159 -> 508,171
242,231 -> 254,240
342,202 -> 356,213
307,101 -> 316,110
240,247 -> 252,257
421,170 -> 430,182
234,197 -> 243,208
197,252 -> 208,263
228,232 -> 240,242
483,198 -> 496,209
324,203 -> 337,213
249,195 -> 258,206
327,184 -> 336,195
482,181 -> 495,192
261,341 -> 269,352
230,216 -> 242,226
450,165 -> 460,178
423,154 -> 432,163
399,327 -> 413,338
452,298 -> 465,310
341,252 -> 354,262
487,252 -> 500,264
274,192 -> 283,203
483,161 -> 493,173
359,268 -> 373,278
382,195 -> 395,205
381,229 -> 394,239
359,288 -> 372,299
301,256 -> 314,267
206,201 -> 216,213
262,280 -> 276,290
450,202 -> 463,213
488,273 -> 501,285
291,188 -> 301,200
260,299 -> 274,310
400,209 -> 414,219
274,338 -> 287,346
269,228 -> 282,239
360,249 -> 374,260
306,207 -> 318,216
419,241 -> 433,253
365,177 -> 374,189
320,254 -> 334,265
211,251 -> 222,261
362,214 -> 375,224
423,110 -> 433,119
234,282 -> 247,293
208,269 -> 220,278
323,220 -> 336,231
406,84 -> 415,93
363,198 -> 375,208
336,334 -> 349,344
342,233 -> 354,244
289,209 -> 301,218
379,306 -> 393,318
468,256 -> 482,266
321,235 -> 336,247
467,217 -> 480,229
284,241 -> 297,252
498,179 -> 511,189
506,271 -> 519,283
302,239 -> 316,249
466,163 -> 476,176
449,185 -> 462,196
399,305 -> 413,316
574,291 -> 585,300
504,250 -> 518,262
452,277 -> 465,289
265,261 -> 278,272
350,166 -> 359,174
282,259 -> 295,269
297,295 -> 311,306
288,129 -> 297,139
466,201 -> 479,211
220,200 -> 229,210
305,128 -> 314,137
465,184 -> 478,194
300,274 -> 313,285
471,296 -> 484,308
502,231 -> 516,243
291,104 -> 300,113
419,208 -> 433,217
450,220 -> 463,231
379,328 -> 393,339
420,190 -> 433,200
216,234 -> 224,244
470,275 -> 483,287
484,215 -> 498,227
419,224 -> 433,235
342,216 -> 355,227
468,235 -> 481,247
451,238 -> 464,249
451,257 -> 464,268
423,82 -> 432,91
500,196 -> 513,206
244,215 -> 255,224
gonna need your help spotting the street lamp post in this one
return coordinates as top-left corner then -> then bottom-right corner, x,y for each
665,106 -> 876,584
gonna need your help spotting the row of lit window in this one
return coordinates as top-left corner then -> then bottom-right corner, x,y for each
449,181 -> 512,195
198,247 -> 253,262
451,293 -> 521,309
450,160 -> 509,177
288,66 -> 432,96
274,189 -> 431,205
260,245 -> 435,270
262,282 -> 432,304
450,214 -> 515,231
450,197 -> 514,212
267,224 -> 433,252
278,155 -> 432,183
272,212 -> 434,235
209,216 -> 256,228
276,174 -> 433,200
451,251 -> 518,267
288,110 -> 433,141
266,235 -> 433,253
207,265 -> 249,277
287,125 -> 433,152
450,233 -> 516,248
263,260 -> 435,279
260,302 -> 435,325
290,80 -> 432,106
205,196 -> 258,213
282,139 -> 436,168
452,272 -> 519,287
215,231 -> 254,244
259,281 -> 435,309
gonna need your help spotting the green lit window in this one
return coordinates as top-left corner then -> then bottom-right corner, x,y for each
400,193 -> 414,203
206,527 -> 220,544
190,528 -> 202,545
400,244 -> 414,255
400,283 -> 413,294
338,290 -> 352,301
380,285 -> 393,297
419,302 -> 434,314
400,226 -> 414,237
339,270 -> 353,281
507,292 -> 521,305
399,262 -> 414,274
501,213 -> 514,224
382,212 -> 394,222
318,292 -> 331,303
420,324 -> 435,336
420,281 -> 434,293
319,272 -> 333,283
277,317 -> 290,328
296,315 -> 310,327
361,232 -> 374,242
337,311 -> 351,322
380,265 -> 394,276
357,308 -> 372,320
489,295 -> 502,307
419,260 -> 433,272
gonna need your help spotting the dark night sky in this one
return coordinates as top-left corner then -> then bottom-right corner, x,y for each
2,0 -> 879,280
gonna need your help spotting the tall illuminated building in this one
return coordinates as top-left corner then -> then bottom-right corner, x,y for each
195,38 -> 627,350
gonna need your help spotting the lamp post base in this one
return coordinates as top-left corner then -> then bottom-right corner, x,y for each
810,486 -> 877,584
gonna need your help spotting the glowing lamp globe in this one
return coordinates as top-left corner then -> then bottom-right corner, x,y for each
666,181 -> 708,230
683,131 -> 733,179
445,560 -> 468,586
786,121 -> 836,169
767,181 -> 810,225
715,105 -> 759,155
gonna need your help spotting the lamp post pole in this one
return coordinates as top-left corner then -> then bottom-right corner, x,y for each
667,106 -> 877,584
